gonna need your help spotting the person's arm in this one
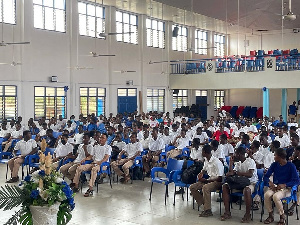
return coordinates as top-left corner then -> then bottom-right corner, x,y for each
118,150 -> 126,160
81,145 -> 92,163
206,176 -> 222,183
128,151 -> 141,161
284,163 -> 300,188
95,154 -> 109,166
236,169 -> 254,178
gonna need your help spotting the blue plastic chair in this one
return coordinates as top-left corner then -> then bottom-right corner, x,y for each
0,152 -> 14,179
149,158 -> 184,205
281,185 -> 299,225
53,132 -> 62,139
159,145 -> 175,164
176,147 -> 190,159
129,156 -> 144,183
96,160 -> 112,192
172,160 -> 194,205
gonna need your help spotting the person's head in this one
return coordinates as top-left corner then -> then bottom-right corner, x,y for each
17,116 -> 22,123
61,134 -> 69,145
83,133 -> 90,144
172,124 -> 177,132
290,126 -> 297,135
202,144 -> 212,159
290,133 -> 299,147
274,148 -> 287,163
234,146 -> 246,162
293,101 -> 296,105
251,140 -> 260,151
107,126 -> 113,135
23,130 -> 31,140
242,134 -> 250,144
42,122 -> 47,130
78,125 -> 83,133
259,134 -> 268,146
219,124 -> 224,132
117,124 -> 124,133
130,132 -> 137,143
99,133 -> 108,145
10,119 -> 15,126
59,115 -> 63,121
277,127 -> 284,137
46,129 -> 53,137
115,132 -> 122,141
180,129 -> 186,138
270,140 -> 280,152
196,127 -> 202,135
15,122 -> 21,131
1,123 -> 7,130
294,146 -> 300,159
260,126 -> 267,132
152,127 -> 158,139
67,120 -> 72,127
210,140 -> 219,150
192,138 -> 200,149
220,134 -> 227,144
164,127 -> 169,136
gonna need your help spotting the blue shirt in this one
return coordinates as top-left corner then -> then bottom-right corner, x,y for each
289,105 -> 297,115
97,123 -> 107,133
122,137 -> 130,144
107,134 -> 115,145
264,161 -> 299,187
87,123 -> 97,131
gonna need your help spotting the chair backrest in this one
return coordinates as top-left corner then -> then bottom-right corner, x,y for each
167,158 -> 184,173
257,168 -> 264,181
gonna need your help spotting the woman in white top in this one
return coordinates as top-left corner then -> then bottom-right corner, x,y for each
189,138 -> 204,162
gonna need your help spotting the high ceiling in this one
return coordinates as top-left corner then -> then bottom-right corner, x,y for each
100,0 -> 300,33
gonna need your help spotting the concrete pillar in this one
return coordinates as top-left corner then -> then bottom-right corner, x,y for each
262,88 -> 269,117
281,89 -> 287,122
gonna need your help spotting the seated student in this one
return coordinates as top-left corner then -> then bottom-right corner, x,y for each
6,131 -> 38,183
140,129 -> 150,150
286,133 -> 299,160
35,129 -> 57,148
0,122 -> 10,139
38,122 -> 48,137
110,132 -> 126,161
220,147 -> 258,223
71,124 -> 84,154
190,145 -> 224,217
202,122 -> 212,138
111,132 -> 142,183
211,140 -> 225,164
122,128 -> 130,144
247,140 -> 264,168
30,122 -> 40,135
52,134 -> 74,169
192,127 -> 209,145
263,148 -> 299,225
161,127 -> 173,146
275,127 -> 290,148
263,140 -> 280,169
60,133 -> 93,183
2,122 -> 22,152
259,133 -> 271,157
142,128 -> 164,177
65,120 -> 75,135
72,133 -> 111,196
212,124 -> 229,142
106,126 -> 115,145
219,134 -> 234,157
167,129 -> 190,159
189,138 -> 204,162
287,146 -> 300,216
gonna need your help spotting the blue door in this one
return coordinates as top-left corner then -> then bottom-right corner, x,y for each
117,88 -> 137,114
196,96 -> 207,121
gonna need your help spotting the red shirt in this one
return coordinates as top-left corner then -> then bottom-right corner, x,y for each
213,130 -> 229,141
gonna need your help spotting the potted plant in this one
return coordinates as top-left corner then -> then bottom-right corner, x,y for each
0,140 -> 75,225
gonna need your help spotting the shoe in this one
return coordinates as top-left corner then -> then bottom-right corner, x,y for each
199,210 -> 213,217
6,177 -> 19,183
175,188 -> 185,195
69,183 -> 75,188
145,172 -> 151,178
72,187 -> 79,193
216,197 -> 223,202
84,189 -> 93,197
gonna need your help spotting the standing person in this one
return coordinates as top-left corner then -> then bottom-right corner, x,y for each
297,100 -> 300,124
288,101 -> 297,121
6,131 -> 38,183
263,148 -> 299,225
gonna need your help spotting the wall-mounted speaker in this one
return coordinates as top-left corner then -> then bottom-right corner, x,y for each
172,26 -> 179,37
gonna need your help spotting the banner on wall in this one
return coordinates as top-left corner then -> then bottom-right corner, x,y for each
206,61 -> 215,74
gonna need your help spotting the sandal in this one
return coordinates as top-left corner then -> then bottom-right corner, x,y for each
288,205 -> 295,216
199,210 -> 213,217
264,216 -> 274,224
241,214 -> 251,223
72,187 -> 79,193
277,216 -> 286,225
251,201 -> 260,211
220,213 -> 232,221
84,189 -> 93,197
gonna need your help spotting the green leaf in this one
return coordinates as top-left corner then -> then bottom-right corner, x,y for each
0,185 -> 25,210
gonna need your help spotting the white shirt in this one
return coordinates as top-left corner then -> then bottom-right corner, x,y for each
123,142 -> 143,158
202,155 -> 224,179
161,134 -> 173,146
243,125 -> 258,133
234,158 -> 258,184
140,137 -> 150,149
219,143 -> 234,157
93,144 -> 111,162
253,135 -> 272,144
274,134 -> 290,148
190,146 -> 204,162
259,145 -> 270,157
11,130 -> 23,139
176,137 -> 190,149
186,129 -> 195,141
193,132 -> 208,143
212,147 -> 225,162
112,141 -> 126,151
251,151 -> 264,165
55,142 -> 73,158
0,129 -> 10,138
74,133 -> 84,145
149,120 -> 158,128
149,137 -> 165,152
74,144 -> 93,163
137,131 -> 144,141
38,128 -> 47,137
263,152 -> 274,169
14,139 -> 37,156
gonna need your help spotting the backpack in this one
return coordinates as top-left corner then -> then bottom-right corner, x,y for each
181,161 -> 203,184
132,167 -> 143,180
225,175 -> 250,190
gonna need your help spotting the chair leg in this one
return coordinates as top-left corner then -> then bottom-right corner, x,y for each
109,173 -> 112,189
173,186 -> 176,206
219,192 -> 222,215
251,199 -> 254,221
239,196 -> 242,210
181,188 -> 184,201
193,197 -> 195,209
186,187 -> 189,202
165,185 -> 168,205
149,182 -> 153,201
96,182 -> 99,193
166,184 -> 169,197
260,200 -> 264,222
296,203 -> 299,220
5,164 -> 8,180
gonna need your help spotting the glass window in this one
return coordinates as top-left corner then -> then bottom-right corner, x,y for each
214,90 -> 225,110
146,18 -> 165,49
0,0 -> 16,24
173,89 -> 188,110
195,90 -> 207,96
147,89 -> 165,112
172,24 -> 188,52
78,1 -> 105,38
33,0 -> 66,32
116,11 -> 138,44
195,30 -> 208,55
214,34 -> 225,57
80,87 -> 106,117
34,86 -> 66,120
0,86 -> 17,121
118,88 -> 137,97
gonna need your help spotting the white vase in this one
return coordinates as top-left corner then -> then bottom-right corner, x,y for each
29,202 -> 60,225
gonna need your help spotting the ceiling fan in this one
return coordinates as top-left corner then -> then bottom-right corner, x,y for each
113,70 -> 136,73
89,51 -> 115,57
98,32 -> 133,38
283,0 -> 297,20
67,66 -> 93,70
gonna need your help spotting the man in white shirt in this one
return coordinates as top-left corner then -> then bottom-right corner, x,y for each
142,128 -> 165,176
52,134 -> 74,169
161,127 -> 173,146
219,134 -> 234,157
7,130 -> 38,183
190,145 -> 224,217
0,122 -> 10,138
192,127 -> 209,145
73,133 -> 111,196
221,147 -> 258,223
2,123 -> 23,152
211,140 -> 225,164
274,127 -> 290,148
60,133 -> 93,183
243,120 -> 258,134
111,132 -> 142,183
167,130 -> 190,159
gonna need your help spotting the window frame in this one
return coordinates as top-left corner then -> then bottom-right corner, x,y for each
79,87 -> 106,117
214,33 -> 226,57
116,10 -> 138,45
34,86 -> 67,120
173,89 -> 188,110
146,18 -> 165,49
147,88 -> 165,112
0,85 -> 17,121
172,24 -> 188,52
214,90 -> 225,110
195,29 -> 208,55
195,90 -> 207,97
78,0 -> 105,39
33,0 -> 66,33
0,0 -> 16,25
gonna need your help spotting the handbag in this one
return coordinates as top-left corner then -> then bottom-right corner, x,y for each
225,175 -> 250,190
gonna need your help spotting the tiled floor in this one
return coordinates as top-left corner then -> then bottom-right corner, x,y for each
0,164 -> 299,225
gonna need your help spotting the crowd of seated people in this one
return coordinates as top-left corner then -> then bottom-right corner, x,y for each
0,111 -> 299,224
